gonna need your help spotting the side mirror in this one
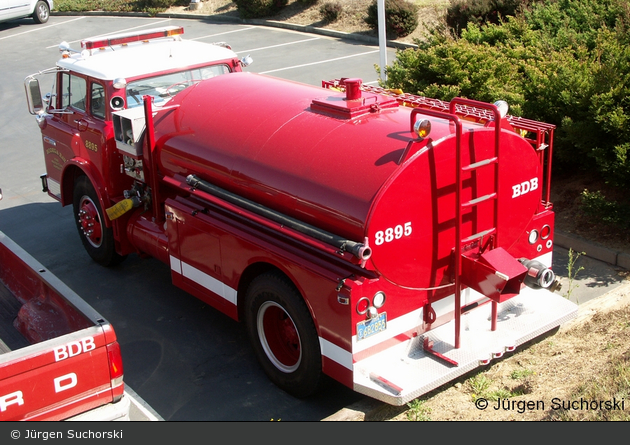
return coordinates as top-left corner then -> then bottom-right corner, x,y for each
240,55 -> 253,68
25,77 -> 44,115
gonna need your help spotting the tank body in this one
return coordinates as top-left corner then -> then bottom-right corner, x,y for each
155,72 -> 543,289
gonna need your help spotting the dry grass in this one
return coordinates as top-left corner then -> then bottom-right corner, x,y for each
370,289 -> 630,421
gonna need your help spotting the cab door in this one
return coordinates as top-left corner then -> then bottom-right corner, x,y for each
42,73 -> 109,201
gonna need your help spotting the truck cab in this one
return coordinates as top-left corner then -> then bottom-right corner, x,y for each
26,26 -> 248,199
25,26 -> 251,263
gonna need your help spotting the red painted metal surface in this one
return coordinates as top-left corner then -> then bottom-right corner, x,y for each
154,72 -> 545,293
0,232 -> 126,421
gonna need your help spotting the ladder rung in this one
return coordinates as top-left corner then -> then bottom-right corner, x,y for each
461,193 -> 497,208
461,228 -> 496,244
462,157 -> 498,172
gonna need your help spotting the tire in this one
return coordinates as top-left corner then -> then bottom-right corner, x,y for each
32,1 -> 50,24
72,176 -> 125,267
245,272 -> 325,398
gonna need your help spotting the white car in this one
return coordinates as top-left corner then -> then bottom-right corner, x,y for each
0,0 -> 53,24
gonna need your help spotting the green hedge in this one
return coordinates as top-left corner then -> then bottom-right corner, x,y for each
234,0 -> 289,19
445,0 -> 534,36
54,0 -> 188,13
384,0 -> 630,188
365,0 -> 419,38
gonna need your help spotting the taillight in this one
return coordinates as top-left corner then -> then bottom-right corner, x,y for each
106,341 -> 125,402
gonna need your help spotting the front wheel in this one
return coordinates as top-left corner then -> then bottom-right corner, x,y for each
245,272 -> 326,398
32,1 -> 50,24
72,176 -> 125,267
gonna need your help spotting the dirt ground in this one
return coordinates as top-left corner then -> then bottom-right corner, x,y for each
384,290 -> 630,421
168,0 -> 449,45
171,1 -> 630,421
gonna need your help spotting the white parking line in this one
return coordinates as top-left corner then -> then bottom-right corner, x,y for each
259,49 -> 379,74
125,386 -> 164,421
235,37 -> 320,54
190,26 -> 257,41
0,16 -> 86,41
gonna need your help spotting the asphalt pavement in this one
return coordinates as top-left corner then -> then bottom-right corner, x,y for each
5,10 -> 628,422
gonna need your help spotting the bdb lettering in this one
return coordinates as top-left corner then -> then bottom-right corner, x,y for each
512,178 -> 538,198
53,337 -> 96,361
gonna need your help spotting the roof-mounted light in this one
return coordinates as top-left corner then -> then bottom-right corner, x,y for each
113,78 -> 127,90
80,26 -> 184,51
413,119 -> 431,139
494,100 -> 509,118
212,41 -> 232,50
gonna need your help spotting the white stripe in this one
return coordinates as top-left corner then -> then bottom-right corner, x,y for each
0,16 -> 86,41
235,37 -> 320,54
259,50 -> 379,74
190,27 -> 257,41
319,337 -> 353,371
169,255 -> 182,274
170,255 -> 237,305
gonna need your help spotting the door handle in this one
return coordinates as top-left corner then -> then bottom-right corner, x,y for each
74,119 -> 88,132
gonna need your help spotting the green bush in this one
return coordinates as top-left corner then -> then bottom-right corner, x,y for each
136,0 -> 186,9
54,0 -> 134,12
445,0 -> 533,36
235,0 -> 289,19
383,0 -> 630,188
365,0 -> 419,38
55,0 -> 188,13
319,2 -> 342,22
581,189 -> 630,229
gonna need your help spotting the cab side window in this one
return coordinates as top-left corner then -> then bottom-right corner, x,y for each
90,82 -> 106,120
61,73 -> 87,111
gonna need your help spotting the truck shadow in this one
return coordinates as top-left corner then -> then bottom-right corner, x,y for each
0,201 -> 362,420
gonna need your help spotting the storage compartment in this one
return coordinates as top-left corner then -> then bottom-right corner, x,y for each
113,107 -> 146,156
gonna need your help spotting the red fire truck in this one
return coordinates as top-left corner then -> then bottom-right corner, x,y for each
25,26 -> 577,405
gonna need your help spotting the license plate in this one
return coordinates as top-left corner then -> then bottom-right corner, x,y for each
356,312 -> 387,341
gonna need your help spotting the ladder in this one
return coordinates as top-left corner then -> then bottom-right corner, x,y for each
323,80 -> 555,354
451,98 -> 501,349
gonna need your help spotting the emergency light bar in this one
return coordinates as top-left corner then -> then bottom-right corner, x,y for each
81,26 -> 184,50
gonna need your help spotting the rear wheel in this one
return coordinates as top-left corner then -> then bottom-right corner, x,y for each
72,176 -> 125,267
245,272 -> 325,398
32,1 -> 50,24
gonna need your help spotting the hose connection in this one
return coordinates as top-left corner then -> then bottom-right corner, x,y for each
519,258 -> 562,293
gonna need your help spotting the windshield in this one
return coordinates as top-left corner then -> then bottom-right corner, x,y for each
126,64 -> 230,108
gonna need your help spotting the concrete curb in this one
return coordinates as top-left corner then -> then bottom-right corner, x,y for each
52,11 -> 418,50
554,231 -> 630,270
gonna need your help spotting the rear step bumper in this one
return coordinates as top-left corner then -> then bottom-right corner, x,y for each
353,289 -> 578,405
